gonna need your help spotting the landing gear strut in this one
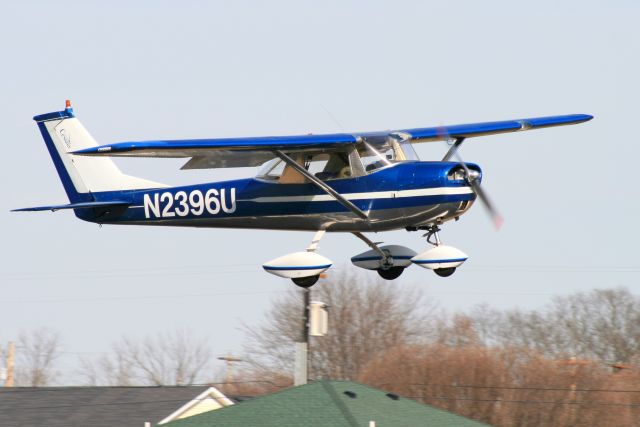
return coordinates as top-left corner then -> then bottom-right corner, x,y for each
290,230 -> 327,288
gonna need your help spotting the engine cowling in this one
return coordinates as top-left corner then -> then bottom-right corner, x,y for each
263,251 -> 332,279
411,245 -> 468,270
351,245 -> 417,270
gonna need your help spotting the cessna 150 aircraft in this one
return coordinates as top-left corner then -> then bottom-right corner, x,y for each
14,101 -> 592,287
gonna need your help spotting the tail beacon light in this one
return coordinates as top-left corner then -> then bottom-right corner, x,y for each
351,245 -> 416,270
411,245 -> 468,272
263,251 -> 332,279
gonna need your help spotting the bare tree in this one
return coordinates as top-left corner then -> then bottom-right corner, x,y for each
360,340 -> 640,427
79,330 -> 214,386
79,347 -> 136,386
15,328 -> 61,386
243,269 -> 435,380
483,288 -> 640,362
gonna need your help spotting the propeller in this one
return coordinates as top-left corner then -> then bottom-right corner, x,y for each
439,127 -> 504,230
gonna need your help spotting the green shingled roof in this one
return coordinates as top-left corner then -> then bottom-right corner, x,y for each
166,380 -> 490,427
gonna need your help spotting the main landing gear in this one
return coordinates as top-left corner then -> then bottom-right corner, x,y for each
262,230 -> 333,288
351,225 -> 469,280
350,232 -> 416,281
263,225 -> 470,287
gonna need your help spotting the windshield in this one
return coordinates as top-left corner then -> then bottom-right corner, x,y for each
357,139 -> 419,173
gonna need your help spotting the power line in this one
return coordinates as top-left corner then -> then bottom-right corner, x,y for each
464,266 -> 640,273
2,264 -> 638,281
3,389 -> 640,410
379,383 -> 640,394
0,289 -> 287,305
406,395 -> 640,408
0,380 -> 288,394
2,380 -> 640,395
1,263 -> 257,278
0,267 -> 262,282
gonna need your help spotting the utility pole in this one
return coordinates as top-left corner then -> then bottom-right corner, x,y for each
294,287 -> 310,386
217,355 -> 243,386
5,342 -> 15,387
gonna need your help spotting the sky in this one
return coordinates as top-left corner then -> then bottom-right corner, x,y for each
1,0 -> 639,384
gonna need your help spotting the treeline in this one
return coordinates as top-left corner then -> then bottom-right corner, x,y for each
5,272 -> 639,426
238,272 -> 640,427
2,329 -> 216,387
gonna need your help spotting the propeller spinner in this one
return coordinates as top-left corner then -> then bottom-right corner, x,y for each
440,130 -> 504,230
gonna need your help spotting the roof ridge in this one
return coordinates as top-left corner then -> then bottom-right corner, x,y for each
319,380 -> 360,427
344,381 -> 493,426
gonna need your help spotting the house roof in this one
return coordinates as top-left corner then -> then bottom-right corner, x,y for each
166,381 -> 491,427
0,385 -> 234,427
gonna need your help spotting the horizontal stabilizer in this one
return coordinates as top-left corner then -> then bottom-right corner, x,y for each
12,200 -> 130,212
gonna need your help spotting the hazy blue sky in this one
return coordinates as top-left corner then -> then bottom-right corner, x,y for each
2,0 -> 639,383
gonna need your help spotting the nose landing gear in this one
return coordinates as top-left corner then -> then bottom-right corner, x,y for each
410,225 -> 468,277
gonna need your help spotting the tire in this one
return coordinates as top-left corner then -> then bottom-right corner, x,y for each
434,267 -> 456,277
377,266 -> 404,280
292,275 -> 320,288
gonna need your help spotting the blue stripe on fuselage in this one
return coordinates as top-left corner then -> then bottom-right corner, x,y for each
78,161 -> 478,223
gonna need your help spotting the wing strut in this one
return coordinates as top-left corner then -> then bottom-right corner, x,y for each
441,137 -> 465,161
273,150 -> 369,220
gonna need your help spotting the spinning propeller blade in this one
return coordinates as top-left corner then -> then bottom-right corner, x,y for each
438,127 -> 504,230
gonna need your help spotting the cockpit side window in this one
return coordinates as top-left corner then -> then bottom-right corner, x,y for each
256,151 -> 352,183
308,153 -> 351,180
256,140 -> 420,182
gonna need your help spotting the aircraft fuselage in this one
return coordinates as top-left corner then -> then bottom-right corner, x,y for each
77,161 -> 478,232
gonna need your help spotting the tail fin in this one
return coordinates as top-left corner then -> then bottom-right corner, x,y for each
33,101 -> 165,203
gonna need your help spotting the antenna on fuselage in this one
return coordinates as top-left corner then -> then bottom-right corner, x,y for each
320,104 -> 345,132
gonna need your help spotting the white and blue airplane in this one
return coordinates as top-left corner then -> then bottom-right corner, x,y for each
14,101 -> 592,287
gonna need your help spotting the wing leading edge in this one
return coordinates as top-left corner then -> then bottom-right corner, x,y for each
72,114 -> 592,168
393,114 -> 593,142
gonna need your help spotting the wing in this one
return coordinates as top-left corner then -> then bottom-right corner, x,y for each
362,114 -> 594,143
73,134 -> 357,158
73,133 -> 357,169
72,114 -> 592,168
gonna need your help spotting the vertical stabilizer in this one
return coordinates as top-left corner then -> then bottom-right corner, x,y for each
33,101 -> 165,202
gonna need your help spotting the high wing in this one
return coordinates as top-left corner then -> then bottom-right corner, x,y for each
381,114 -> 593,143
73,133 -> 357,170
73,134 -> 358,158
73,114 -> 593,169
